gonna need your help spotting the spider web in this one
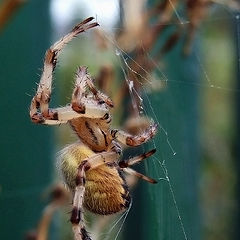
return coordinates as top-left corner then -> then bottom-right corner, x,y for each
96,3 -> 238,240
50,1 -> 239,240
99,28 -> 188,240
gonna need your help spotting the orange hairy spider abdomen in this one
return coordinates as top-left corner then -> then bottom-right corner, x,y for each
60,143 -> 130,215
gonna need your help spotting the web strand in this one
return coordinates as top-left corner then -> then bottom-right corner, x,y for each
155,157 -> 188,240
167,0 -> 184,25
95,4 -> 239,239
100,29 -> 187,240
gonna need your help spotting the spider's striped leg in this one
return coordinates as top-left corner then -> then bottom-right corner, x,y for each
31,103 -> 109,125
30,17 -> 99,124
71,66 -> 89,113
111,123 -> 158,146
119,149 -> 157,184
122,168 -> 157,184
70,151 -> 119,240
108,140 -> 122,155
71,66 -> 113,115
86,72 -> 114,108
119,148 -> 156,167
71,164 -> 90,240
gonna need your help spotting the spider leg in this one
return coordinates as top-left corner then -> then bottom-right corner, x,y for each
71,66 -> 113,112
70,150 -> 120,240
119,149 -> 157,184
71,164 -> 89,240
86,75 -> 114,108
111,123 -> 158,146
73,66 -> 113,108
30,17 -> 99,123
122,168 -> 157,184
70,66 -> 113,122
71,66 -> 89,113
38,104 -> 108,125
119,148 -> 156,167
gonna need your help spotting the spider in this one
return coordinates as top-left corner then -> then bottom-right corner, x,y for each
30,17 -> 158,240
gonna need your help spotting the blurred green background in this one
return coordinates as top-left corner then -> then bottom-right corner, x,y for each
0,0 -> 239,240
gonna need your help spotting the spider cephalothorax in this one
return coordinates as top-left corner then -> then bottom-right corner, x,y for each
30,17 -> 158,240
